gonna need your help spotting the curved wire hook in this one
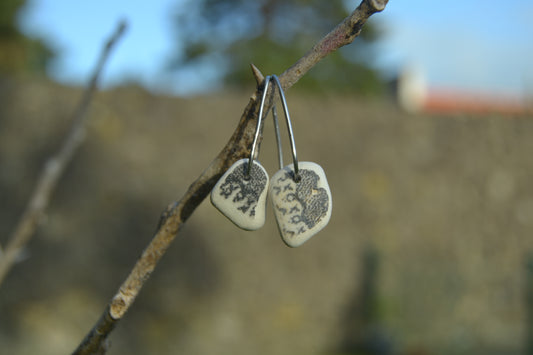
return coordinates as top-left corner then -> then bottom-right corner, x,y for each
271,75 -> 300,181
247,75 -> 271,176
247,75 -> 300,182
272,105 -> 283,170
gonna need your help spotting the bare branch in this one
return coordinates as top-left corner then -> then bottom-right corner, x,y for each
73,1 -> 388,353
0,21 -> 128,288
280,0 -> 388,90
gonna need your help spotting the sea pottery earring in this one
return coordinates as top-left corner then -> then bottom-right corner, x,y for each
269,75 -> 332,247
210,76 -> 273,230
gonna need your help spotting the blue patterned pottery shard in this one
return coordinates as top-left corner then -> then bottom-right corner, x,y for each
211,159 -> 269,231
270,162 -> 332,247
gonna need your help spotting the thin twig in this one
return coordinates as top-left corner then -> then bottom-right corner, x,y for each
72,1 -> 388,354
0,21 -> 128,287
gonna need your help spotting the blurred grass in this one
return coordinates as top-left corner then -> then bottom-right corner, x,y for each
0,77 -> 532,355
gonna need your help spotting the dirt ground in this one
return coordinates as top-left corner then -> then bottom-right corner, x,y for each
1,77 -> 532,355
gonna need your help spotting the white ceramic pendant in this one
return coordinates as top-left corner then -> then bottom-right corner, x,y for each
211,159 -> 269,231
270,162 -> 332,247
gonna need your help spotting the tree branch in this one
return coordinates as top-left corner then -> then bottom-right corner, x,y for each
0,20 -> 128,288
280,0 -> 388,90
72,1 -> 388,353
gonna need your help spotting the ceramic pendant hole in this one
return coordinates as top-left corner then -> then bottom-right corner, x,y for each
293,173 -> 302,183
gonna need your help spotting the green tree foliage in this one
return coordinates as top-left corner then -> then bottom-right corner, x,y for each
0,0 -> 54,75
169,0 -> 384,94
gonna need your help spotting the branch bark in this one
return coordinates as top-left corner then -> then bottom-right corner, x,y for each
72,1 -> 388,353
0,21 -> 128,288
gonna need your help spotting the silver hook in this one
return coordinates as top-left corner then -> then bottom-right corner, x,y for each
247,75 -> 271,176
272,105 -> 284,170
271,75 -> 300,181
248,75 -> 300,182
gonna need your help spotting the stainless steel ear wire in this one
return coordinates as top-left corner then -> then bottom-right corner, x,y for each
271,75 -> 300,182
272,105 -> 284,170
248,74 -> 299,180
247,75 -> 272,176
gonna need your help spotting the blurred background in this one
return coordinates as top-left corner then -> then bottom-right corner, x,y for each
1,0 -> 533,354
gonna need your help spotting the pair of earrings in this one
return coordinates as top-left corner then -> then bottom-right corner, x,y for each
210,75 -> 332,247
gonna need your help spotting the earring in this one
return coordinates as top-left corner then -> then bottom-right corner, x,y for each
269,75 -> 332,247
210,76 -> 272,230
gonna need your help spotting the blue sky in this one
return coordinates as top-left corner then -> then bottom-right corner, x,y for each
19,0 -> 533,97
